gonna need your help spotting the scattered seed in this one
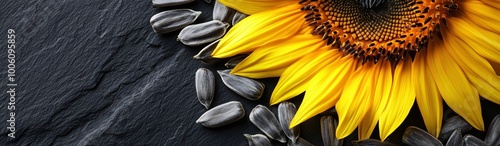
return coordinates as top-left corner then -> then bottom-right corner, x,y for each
213,0 -> 236,23
353,139 -> 397,146
249,105 -> 287,143
150,9 -> 201,34
225,55 -> 247,69
446,129 -> 464,146
278,102 -> 300,143
463,134 -> 489,146
193,39 -> 221,64
485,114 -> 500,146
288,137 -> 314,146
196,101 -> 245,128
232,11 -> 248,26
195,68 -> 215,109
178,20 -> 229,46
152,0 -> 195,7
217,69 -> 264,100
244,134 -> 272,146
439,116 -> 472,140
403,126 -> 443,146
321,115 -> 342,146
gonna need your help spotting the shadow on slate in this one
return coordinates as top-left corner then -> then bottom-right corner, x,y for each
0,0 -> 499,146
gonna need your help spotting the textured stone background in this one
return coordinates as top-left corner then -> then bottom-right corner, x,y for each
1,0 -> 499,145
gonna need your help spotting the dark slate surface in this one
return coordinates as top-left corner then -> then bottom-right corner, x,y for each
1,0 -> 499,145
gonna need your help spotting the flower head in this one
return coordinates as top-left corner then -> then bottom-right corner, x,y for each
211,0 -> 500,141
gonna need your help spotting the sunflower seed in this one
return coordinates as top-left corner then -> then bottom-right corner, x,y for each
446,129 -> 464,146
353,139 -> 397,146
196,101 -> 245,128
463,135 -> 489,146
203,0 -> 211,3
439,116 -> 472,140
244,134 -> 273,146
152,0 -> 195,7
213,0 -> 235,23
178,20 -> 230,46
217,69 -> 264,100
278,102 -> 300,143
403,126 -> 443,146
249,105 -> 287,143
195,68 -> 215,109
321,115 -> 342,146
225,55 -> 247,69
150,9 -> 201,34
193,39 -> 221,64
485,114 -> 500,146
288,137 -> 314,146
232,11 -> 248,26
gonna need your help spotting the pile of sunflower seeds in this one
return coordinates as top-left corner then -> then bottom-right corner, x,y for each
149,0 -> 500,145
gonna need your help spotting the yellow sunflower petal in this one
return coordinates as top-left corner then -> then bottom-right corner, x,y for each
231,34 -> 326,78
212,3 -> 305,58
460,0 -> 500,34
446,17 -> 500,64
217,0 -> 296,15
335,63 -> 375,139
379,59 -> 415,141
270,49 -> 341,105
441,25 -> 500,105
426,38 -> 485,131
290,56 -> 356,128
412,49 -> 443,138
358,60 -> 392,140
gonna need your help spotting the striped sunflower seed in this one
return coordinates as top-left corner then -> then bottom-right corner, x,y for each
193,39 -> 221,64
244,134 -> 272,146
278,102 -> 300,143
446,129 -> 463,146
321,115 -> 342,146
225,55 -> 247,69
249,105 -> 287,143
178,20 -> 229,46
217,69 -> 264,100
353,139 -> 397,146
464,135 -> 488,146
150,9 -> 201,34
439,116 -> 472,140
403,126 -> 443,146
485,114 -> 500,146
195,68 -> 215,109
232,11 -> 248,26
196,101 -> 245,128
288,137 -> 314,146
213,0 -> 235,23
152,0 -> 195,7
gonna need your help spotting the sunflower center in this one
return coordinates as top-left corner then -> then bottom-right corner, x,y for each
300,0 -> 458,64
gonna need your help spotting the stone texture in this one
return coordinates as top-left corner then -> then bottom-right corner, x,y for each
0,0 -> 499,146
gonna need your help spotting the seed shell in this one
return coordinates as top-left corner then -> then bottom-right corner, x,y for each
278,102 -> 300,143
196,101 -> 245,128
485,114 -> 500,146
244,134 -> 272,146
403,126 -> 443,146
150,9 -> 201,34
213,0 -> 235,23
178,20 -> 229,46
195,68 -> 215,109
446,129 -> 464,146
232,11 -> 248,26
321,115 -> 343,146
193,39 -> 221,64
152,0 -> 195,7
224,55 -> 247,69
217,69 -> 264,100
249,105 -> 287,143
439,116 -> 472,140
464,135 -> 489,146
288,137 -> 314,146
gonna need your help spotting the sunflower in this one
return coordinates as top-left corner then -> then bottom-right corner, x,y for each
211,0 -> 500,141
